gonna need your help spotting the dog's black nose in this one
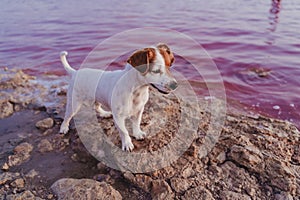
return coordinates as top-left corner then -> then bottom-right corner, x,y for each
169,81 -> 178,90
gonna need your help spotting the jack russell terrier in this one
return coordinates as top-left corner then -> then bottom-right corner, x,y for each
59,43 -> 178,151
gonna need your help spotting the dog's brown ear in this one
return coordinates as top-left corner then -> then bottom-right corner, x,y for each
157,43 -> 175,67
157,43 -> 171,54
127,48 -> 156,75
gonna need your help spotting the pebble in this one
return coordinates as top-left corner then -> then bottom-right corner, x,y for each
11,178 -> 25,188
26,169 -> 39,179
35,117 -> 54,129
42,129 -> 53,136
14,142 -> 33,154
38,139 -> 53,153
273,105 -> 280,110
2,162 -> 9,170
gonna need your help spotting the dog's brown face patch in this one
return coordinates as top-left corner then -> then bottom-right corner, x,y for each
157,43 -> 175,68
127,48 -> 156,75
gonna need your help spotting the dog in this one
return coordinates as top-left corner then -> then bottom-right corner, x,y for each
59,43 -> 178,151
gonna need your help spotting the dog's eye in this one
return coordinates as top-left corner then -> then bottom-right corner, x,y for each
152,69 -> 161,74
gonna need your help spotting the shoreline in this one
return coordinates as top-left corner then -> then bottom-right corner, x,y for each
0,68 -> 299,199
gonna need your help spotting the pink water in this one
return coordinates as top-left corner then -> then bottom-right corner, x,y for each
1,0 -> 299,127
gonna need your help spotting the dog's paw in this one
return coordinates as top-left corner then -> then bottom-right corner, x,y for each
59,125 -> 69,134
99,111 -> 112,118
122,137 -> 134,152
95,107 -> 112,118
133,131 -> 146,140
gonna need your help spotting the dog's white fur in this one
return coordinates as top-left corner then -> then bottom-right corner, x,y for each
59,45 -> 177,151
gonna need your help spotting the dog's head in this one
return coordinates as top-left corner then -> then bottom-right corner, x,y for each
127,43 -> 177,94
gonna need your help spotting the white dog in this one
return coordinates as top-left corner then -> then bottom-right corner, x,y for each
59,43 -> 178,151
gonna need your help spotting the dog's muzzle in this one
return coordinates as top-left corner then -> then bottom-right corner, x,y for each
151,81 -> 178,94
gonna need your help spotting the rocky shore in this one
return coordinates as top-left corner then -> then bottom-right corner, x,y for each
0,68 -> 299,199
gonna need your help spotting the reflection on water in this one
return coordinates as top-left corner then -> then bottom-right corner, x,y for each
268,0 -> 281,32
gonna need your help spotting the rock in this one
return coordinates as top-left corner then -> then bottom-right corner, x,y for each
274,192 -> 293,200
25,169 -> 39,179
6,190 -> 43,200
51,178 -> 122,200
227,144 -> 263,173
0,100 -> 14,118
2,162 -> 9,170
10,178 -> 25,188
123,172 -> 153,193
151,179 -> 174,200
0,69 -> 49,110
292,144 -> 300,165
220,191 -> 251,200
182,186 -> 214,200
35,118 -> 54,129
1,69 -> 300,199
0,172 -> 20,185
8,142 -> 33,167
38,139 -> 53,153
265,157 -> 296,194
14,142 -> 33,155
42,129 -> 53,136
71,153 -> 79,162
170,178 -> 191,193
47,194 -> 54,199
94,174 -> 114,185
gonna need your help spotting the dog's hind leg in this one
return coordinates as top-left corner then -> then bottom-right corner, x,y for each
95,102 -> 112,118
60,92 -> 82,134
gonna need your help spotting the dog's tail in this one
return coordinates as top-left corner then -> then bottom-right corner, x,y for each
60,51 -> 76,75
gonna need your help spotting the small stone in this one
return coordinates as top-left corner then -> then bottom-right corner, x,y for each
136,175 -> 153,192
10,178 -> 25,188
6,190 -> 41,200
274,192 -> 293,200
0,100 -> 14,118
151,179 -> 174,200
0,172 -> 20,185
51,178 -> 122,200
42,129 -> 53,136
227,145 -> 263,173
8,154 -> 31,167
71,153 -> 79,162
97,162 -> 107,171
14,104 -> 22,112
170,178 -> 191,193
14,142 -> 33,155
38,139 -> 53,153
220,191 -> 251,200
25,169 -> 39,179
2,162 -> 9,170
47,194 -> 54,199
35,117 -> 54,129
182,186 -> 214,200
7,143 -> 33,167
94,174 -> 114,185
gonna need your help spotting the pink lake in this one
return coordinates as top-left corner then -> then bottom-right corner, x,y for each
1,0 -> 299,127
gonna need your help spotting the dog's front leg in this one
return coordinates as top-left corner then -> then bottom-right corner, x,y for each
132,107 -> 146,140
113,116 -> 134,151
